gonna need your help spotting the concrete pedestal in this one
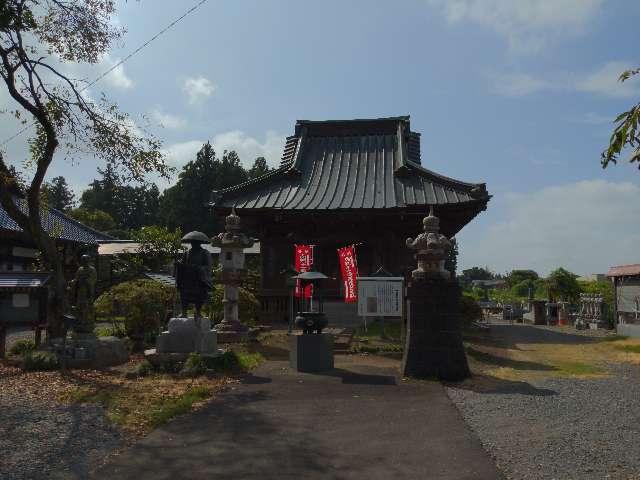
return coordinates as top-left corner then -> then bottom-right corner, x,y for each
215,320 -> 249,343
401,278 -> 470,381
289,333 -> 334,373
156,317 -> 218,354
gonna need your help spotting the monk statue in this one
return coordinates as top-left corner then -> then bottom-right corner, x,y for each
68,254 -> 98,334
175,231 -> 213,320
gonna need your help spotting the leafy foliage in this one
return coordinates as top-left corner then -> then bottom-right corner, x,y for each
131,225 -> 184,271
248,156 -> 273,179
546,268 -> 581,302
602,67 -> 639,168
0,0 -> 170,337
460,294 -> 483,327
94,279 -> 174,348
68,207 -> 118,234
459,266 -> 497,286
445,237 -> 458,276
41,176 -> 75,211
159,143 -> 248,233
80,165 -> 161,231
8,339 -> 35,356
22,350 -> 59,371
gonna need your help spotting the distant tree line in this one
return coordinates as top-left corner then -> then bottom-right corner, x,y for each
45,142 -> 274,238
460,266 -> 611,305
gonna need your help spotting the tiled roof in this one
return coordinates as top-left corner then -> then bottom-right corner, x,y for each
0,198 -> 114,245
212,116 -> 489,211
0,272 -> 51,289
607,264 -> 640,278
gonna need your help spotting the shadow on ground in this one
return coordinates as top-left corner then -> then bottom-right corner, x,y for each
446,374 -> 557,396
466,324 -> 603,348
309,367 -> 397,385
466,347 -> 557,372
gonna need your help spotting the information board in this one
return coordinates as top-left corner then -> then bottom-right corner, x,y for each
357,277 -> 404,317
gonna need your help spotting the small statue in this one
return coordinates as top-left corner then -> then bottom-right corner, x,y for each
175,231 -> 213,320
68,254 -> 97,333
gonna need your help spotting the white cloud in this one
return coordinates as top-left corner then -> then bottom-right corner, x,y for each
150,108 -> 186,129
100,54 -> 133,89
487,72 -> 552,97
576,61 -> 640,99
162,132 -> 284,171
488,61 -> 640,98
429,0 -> 603,54
161,140 -> 205,167
458,180 -> 640,276
211,130 -> 284,168
183,76 -> 216,105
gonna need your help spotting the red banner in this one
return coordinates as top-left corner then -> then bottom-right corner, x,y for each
294,244 -> 313,298
338,245 -> 358,303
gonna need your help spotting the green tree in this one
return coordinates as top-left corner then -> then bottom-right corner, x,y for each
0,1 -> 169,337
506,269 -> 539,288
160,143 -> 248,233
445,238 -> 458,277
80,165 -> 160,230
602,67 -> 639,168
41,176 -> 75,211
248,156 -> 272,179
546,268 -> 581,302
131,225 -> 183,271
68,208 -> 117,234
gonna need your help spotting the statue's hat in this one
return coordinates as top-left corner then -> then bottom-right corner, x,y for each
181,231 -> 210,244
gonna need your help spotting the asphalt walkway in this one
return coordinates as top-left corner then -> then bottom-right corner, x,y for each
93,356 -> 501,480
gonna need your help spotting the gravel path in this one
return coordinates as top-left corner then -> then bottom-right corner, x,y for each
1,325 -> 126,479
447,327 -> 640,480
0,390 -> 125,479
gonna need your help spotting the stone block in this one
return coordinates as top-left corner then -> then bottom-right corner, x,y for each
157,317 -> 218,354
289,333 -> 334,373
401,278 -> 470,381
94,336 -> 129,367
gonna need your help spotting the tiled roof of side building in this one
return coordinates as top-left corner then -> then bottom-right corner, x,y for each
211,116 -> 490,211
0,198 -> 114,244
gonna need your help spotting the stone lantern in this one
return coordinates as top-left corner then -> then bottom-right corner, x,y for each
405,207 -> 452,280
211,208 -> 255,343
401,206 -> 470,381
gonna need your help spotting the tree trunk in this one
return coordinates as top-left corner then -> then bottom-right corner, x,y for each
29,218 -> 66,339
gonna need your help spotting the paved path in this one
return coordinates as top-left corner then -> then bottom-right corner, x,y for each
93,356 -> 501,480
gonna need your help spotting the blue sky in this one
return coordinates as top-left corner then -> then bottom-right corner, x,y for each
1,0 -> 639,276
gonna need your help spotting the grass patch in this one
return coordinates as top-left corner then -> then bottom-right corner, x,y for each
614,344 -> 640,354
555,362 -> 603,376
147,385 -> 211,428
349,343 -> 403,354
60,376 -> 220,434
601,335 -> 629,342
354,320 -> 402,342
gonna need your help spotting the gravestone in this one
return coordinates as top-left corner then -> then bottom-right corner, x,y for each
401,208 -> 470,381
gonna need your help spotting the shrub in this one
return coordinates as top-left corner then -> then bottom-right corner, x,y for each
22,351 -> 59,371
8,339 -> 35,357
125,359 -> 154,378
204,284 -> 259,326
95,279 -> 174,350
181,353 -> 208,376
460,294 -> 483,328
180,350 -> 263,376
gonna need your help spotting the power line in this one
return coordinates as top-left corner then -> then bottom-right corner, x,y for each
0,0 -> 210,147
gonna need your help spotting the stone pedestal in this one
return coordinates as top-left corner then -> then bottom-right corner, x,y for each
49,333 -> 128,368
156,317 -> 218,354
401,279 -> 470,381
289,333 -> 334,372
